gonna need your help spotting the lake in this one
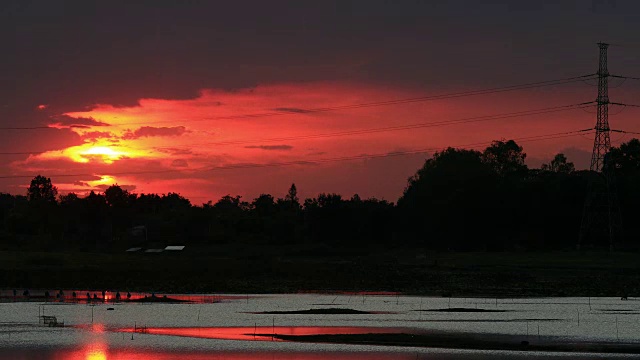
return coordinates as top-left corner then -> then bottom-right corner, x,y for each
1,292 -> 639,359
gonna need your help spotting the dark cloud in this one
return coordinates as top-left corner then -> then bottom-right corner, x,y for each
76,154 -> 109,163
81,131 -> 116,142
50,115 -> 110,128
155,147 -> 194,156
0,127 -> 82,158
307,151 -> 327,156
1,0 -> 639,200
171,159 -> 189,167
244,145 -> 293,151
122,126 -> 189,140
13,155 -> 226,185
3,0 -> 636,119
273,107 -> 313,114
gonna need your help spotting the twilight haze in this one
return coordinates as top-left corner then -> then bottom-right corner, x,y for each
1,1 -> 639,203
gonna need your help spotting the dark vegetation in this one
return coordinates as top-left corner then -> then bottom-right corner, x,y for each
251,308 -> 374,315
1,138 -> 640,295
128,295 -> 188,303
422,308 -> 507,313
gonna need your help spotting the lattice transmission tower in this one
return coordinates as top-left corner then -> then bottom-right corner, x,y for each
578,42 -> 622,250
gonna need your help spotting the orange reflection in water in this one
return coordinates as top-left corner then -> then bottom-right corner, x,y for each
85,348 -> 107,360
48,348 -> 414,360
118,326 -> 407,342
0,289 -> 250,304
42,324 -> 415,360
49,343 -> 108,360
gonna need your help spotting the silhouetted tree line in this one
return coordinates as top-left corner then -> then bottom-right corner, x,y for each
1,138 -> 639,253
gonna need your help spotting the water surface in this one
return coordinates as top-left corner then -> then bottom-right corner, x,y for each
1,293 -> 639,359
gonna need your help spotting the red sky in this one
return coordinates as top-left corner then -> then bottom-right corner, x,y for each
1,1 -> 639,204
6,79 -> 638,203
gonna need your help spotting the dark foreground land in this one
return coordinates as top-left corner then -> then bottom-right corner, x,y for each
1,247 -> 639,297
267,332 -> 640,354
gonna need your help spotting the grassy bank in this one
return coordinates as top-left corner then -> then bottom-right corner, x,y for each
1,247 -> 639,297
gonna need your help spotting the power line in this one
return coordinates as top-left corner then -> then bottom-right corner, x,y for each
0,74 -> 597,130
610,102 -> 640,108
610,74 -> 640,81
153,102 -> 594,149
0,126 -> 52,130
0,102 -> 596,156
611,129 -> 640,135
96,75 -> 601,127
0,128 -> 594,180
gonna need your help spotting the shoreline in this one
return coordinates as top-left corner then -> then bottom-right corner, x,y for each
2,250 -> 640,297
269,332 -> 640,354
269,332 -> 640,355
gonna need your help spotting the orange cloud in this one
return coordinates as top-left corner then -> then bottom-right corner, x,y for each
122,126 -> 189,140
8,81 -> 631,202
245,145 -> 294,151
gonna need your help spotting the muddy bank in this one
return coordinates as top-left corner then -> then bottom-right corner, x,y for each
267,332 -> 640,354
249,308 -> 380,315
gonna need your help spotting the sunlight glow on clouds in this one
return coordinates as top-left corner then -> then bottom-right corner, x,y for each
9,81 -> 604,202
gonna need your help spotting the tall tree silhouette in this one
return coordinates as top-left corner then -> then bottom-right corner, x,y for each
398,147 -> 496,249
27,175 -> 58,204
541,153 -> 575,173
285,183 -> 299,204
482,140 -> 527,177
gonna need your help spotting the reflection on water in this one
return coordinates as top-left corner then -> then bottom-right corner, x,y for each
117,326 -> 407,341
81,343 -> 107,360
44,348 -> 417,360
0,289 -> 248,304
2,294 -> 640,359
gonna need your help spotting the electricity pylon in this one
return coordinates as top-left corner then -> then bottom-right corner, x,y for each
578,42 -> 622,250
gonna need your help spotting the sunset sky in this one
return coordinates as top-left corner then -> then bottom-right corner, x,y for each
2,1 -> 639,203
